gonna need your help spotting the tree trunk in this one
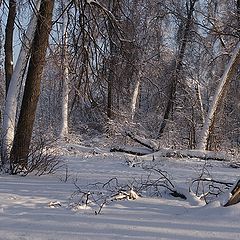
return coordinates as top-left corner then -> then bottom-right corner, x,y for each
1,0 -> 41,166
237,0 -> 240,39
196,83 -> 205,124
59,0 -> 69,138
4,0 -> 16,93
10,0 -> 55,172
197,42 -> 240,150
107,0 -> 118,119
158,0 -> 197,137
131,79 -> 141,120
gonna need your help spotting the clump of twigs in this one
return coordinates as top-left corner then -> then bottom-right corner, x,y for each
69,177 -> 139,215
22,136 -> 63,176
190,161 -> 233,203
139,163 -> 186,199
69,162 -> 189,214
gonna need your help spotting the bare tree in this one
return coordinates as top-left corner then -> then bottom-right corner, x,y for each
158,0 -> 197,137
197,42 -> 240,150
10,0 -> 55,172
1,1 -> 41,166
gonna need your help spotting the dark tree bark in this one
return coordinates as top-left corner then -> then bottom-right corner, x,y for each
107,0 -> 119,119
4,0 -> 16,93
237,0 -> 240,39
158,0 -> 197,137
10,0 -> 55,172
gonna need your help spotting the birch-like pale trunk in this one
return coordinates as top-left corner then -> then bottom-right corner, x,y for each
1,0 -> 40,164
197,42 -> 240,150
196,83 -> 205,124
131,79 -> 141,120
59,0 -> 69,138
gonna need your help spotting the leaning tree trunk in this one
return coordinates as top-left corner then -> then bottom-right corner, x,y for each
10,0 -> 55,173
197,42 -> 240,150
158,0 -> 197,137
4,0 -> 16,93
1,0 -> 40,166
224,178 -> 240,207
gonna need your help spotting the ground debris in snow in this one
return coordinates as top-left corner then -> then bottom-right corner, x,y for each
48,201 -> 62,208
111,189 -> 139,201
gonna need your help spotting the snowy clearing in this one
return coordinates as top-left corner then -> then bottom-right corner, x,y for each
0,142 -> 239,240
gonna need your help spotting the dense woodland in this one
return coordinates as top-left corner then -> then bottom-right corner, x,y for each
0,0 -> 239,175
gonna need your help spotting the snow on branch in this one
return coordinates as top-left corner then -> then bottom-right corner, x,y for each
110,146 -> 153,156
69,177 -> 140,215
112,131 -> 236,162
86,0 -> 118,23
147,149 -> 236,162
125,131 -> 159,151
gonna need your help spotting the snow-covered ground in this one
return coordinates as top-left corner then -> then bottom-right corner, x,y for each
0,142 -> 239,240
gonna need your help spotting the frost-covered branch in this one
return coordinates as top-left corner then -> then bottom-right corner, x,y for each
125,131 -> 159,151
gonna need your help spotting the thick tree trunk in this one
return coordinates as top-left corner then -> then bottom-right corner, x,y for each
197,42 -> 240,150
1,0 -> 40,166
10,0 -> 55,172
158,0 -> 197,137
4,0 -> 16,93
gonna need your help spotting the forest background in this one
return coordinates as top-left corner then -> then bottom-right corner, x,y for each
0,0 -> 239,173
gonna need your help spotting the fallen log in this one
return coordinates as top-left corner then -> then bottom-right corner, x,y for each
110,146 -> 153,156
145,149 -> 235,162
112,146 -> 236,162
125,131 -> 159,151
113,131 -> 238,162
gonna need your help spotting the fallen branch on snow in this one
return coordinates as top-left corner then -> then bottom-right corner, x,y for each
110,146 -> 153,156
111,131 -> 237,162
125,131 -> 159,151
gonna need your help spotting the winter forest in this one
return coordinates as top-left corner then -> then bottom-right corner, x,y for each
0,0 -> 240,239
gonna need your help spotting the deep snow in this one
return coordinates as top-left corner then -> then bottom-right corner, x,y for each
0,142 -> 239,240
